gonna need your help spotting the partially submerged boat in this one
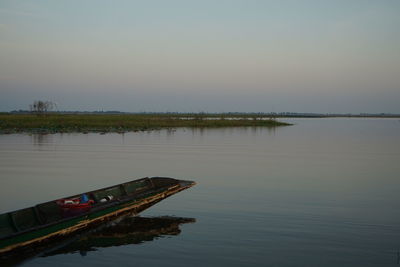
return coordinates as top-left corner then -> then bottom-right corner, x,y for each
0,177 -> 195,257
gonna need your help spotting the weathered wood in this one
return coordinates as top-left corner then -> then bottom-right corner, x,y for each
0,177 -> 195,256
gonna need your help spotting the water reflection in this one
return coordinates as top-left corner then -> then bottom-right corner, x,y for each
28,127 -> 279,148
31,134 -> 53,146
189,126 -> 277,137
1,215 -> 195,265
43,215 -> 195,257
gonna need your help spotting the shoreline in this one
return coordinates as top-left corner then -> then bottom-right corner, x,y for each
0,114 -> 291,134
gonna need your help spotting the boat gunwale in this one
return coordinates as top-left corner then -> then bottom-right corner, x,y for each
0,177 -> 187,242
0,181 -> 195,255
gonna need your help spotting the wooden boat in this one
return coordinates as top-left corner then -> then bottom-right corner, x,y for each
0,177 -> 195,257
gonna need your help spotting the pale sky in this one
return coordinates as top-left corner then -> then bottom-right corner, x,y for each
1,0 -> 399,113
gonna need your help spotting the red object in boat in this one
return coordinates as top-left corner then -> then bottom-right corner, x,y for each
57,198 -> 94,210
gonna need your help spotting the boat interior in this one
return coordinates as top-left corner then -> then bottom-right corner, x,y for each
0,177 -> 182,240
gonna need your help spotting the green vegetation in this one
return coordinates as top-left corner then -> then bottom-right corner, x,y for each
0,114 -> 291,134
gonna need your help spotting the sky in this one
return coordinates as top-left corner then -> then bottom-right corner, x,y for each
1,0 -> 399,113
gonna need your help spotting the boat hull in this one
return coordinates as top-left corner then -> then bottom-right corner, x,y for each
0,178 -> 195,257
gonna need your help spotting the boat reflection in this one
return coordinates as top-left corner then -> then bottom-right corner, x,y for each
43,215 -> 196,257
0,215 -> 195,265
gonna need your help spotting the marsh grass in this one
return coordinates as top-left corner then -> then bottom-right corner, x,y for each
0,114 -> 291,134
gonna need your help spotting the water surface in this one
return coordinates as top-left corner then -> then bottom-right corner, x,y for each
0,118 -> 399,266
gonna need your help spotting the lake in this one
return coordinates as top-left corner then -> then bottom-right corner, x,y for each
0,118 -> 399,266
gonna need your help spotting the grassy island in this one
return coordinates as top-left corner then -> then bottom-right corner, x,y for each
0,113 -> 291,134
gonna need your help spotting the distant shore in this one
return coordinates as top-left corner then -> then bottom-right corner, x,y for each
0,114 -> 291,134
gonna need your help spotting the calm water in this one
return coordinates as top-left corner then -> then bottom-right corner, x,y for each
0,118 -> 399,266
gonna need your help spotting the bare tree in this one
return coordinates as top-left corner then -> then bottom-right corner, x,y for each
30,100 -> 56,115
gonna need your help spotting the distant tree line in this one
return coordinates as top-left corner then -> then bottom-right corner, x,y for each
29,100 -> 56,115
